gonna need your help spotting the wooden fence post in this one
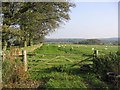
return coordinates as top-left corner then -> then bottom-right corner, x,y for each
96,50 -> 98,56
22,50 -> 27,71
93,50 -> 98,57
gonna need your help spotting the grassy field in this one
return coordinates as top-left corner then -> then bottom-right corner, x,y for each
27,43 -> 118,89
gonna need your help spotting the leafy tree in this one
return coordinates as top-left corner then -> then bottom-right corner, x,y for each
2,2 -> 75,47
2,24 -> 21,50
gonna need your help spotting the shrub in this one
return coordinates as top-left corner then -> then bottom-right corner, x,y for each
92,52 -> 120,88
93,53 -> 120,75
2,48 -> 29,88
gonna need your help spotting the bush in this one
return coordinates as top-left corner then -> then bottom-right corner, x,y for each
93,53 -> 120,74
92,52 -> 120,88
2,59 -> 29,88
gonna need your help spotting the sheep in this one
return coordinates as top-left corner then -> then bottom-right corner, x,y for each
105,48 -> 107,50
92,48 -> 94,50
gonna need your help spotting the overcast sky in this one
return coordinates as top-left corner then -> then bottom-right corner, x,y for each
46,2 -> 118,39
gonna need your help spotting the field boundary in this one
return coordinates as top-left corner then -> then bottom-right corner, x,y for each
20,43 -> 43,53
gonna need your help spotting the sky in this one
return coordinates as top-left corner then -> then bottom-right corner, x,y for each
46,2 -> 118,39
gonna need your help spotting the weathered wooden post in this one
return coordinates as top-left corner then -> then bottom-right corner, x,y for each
93,50 -> 98,57
22,50 -> 27,71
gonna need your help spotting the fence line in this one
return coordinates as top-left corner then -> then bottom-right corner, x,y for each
27,51 -> 98,57
1,44 -> 43,72
1,46 -> 99,72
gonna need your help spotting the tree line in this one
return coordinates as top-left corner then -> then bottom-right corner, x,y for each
45,38 -> 119,45
2,2 -> 75,50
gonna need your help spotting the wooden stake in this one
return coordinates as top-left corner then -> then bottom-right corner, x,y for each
93,50 -> 98,57
23,50 -> 27,71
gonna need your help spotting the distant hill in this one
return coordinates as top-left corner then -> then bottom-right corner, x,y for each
45,37 -> 119,45
45,38 -> 85,43
99,37 -> 118,41
98,37 -> 119,45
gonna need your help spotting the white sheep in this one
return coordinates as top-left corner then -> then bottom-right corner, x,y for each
105,48 -> 107,50
92,48 -> 94,50
58,45 -> 61,47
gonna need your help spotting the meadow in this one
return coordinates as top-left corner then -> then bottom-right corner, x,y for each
27,43 -> 119,89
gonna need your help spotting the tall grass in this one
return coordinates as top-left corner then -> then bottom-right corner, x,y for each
2,48 -> 29,88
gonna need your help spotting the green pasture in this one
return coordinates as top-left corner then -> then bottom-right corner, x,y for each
27,43 -> 118,88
